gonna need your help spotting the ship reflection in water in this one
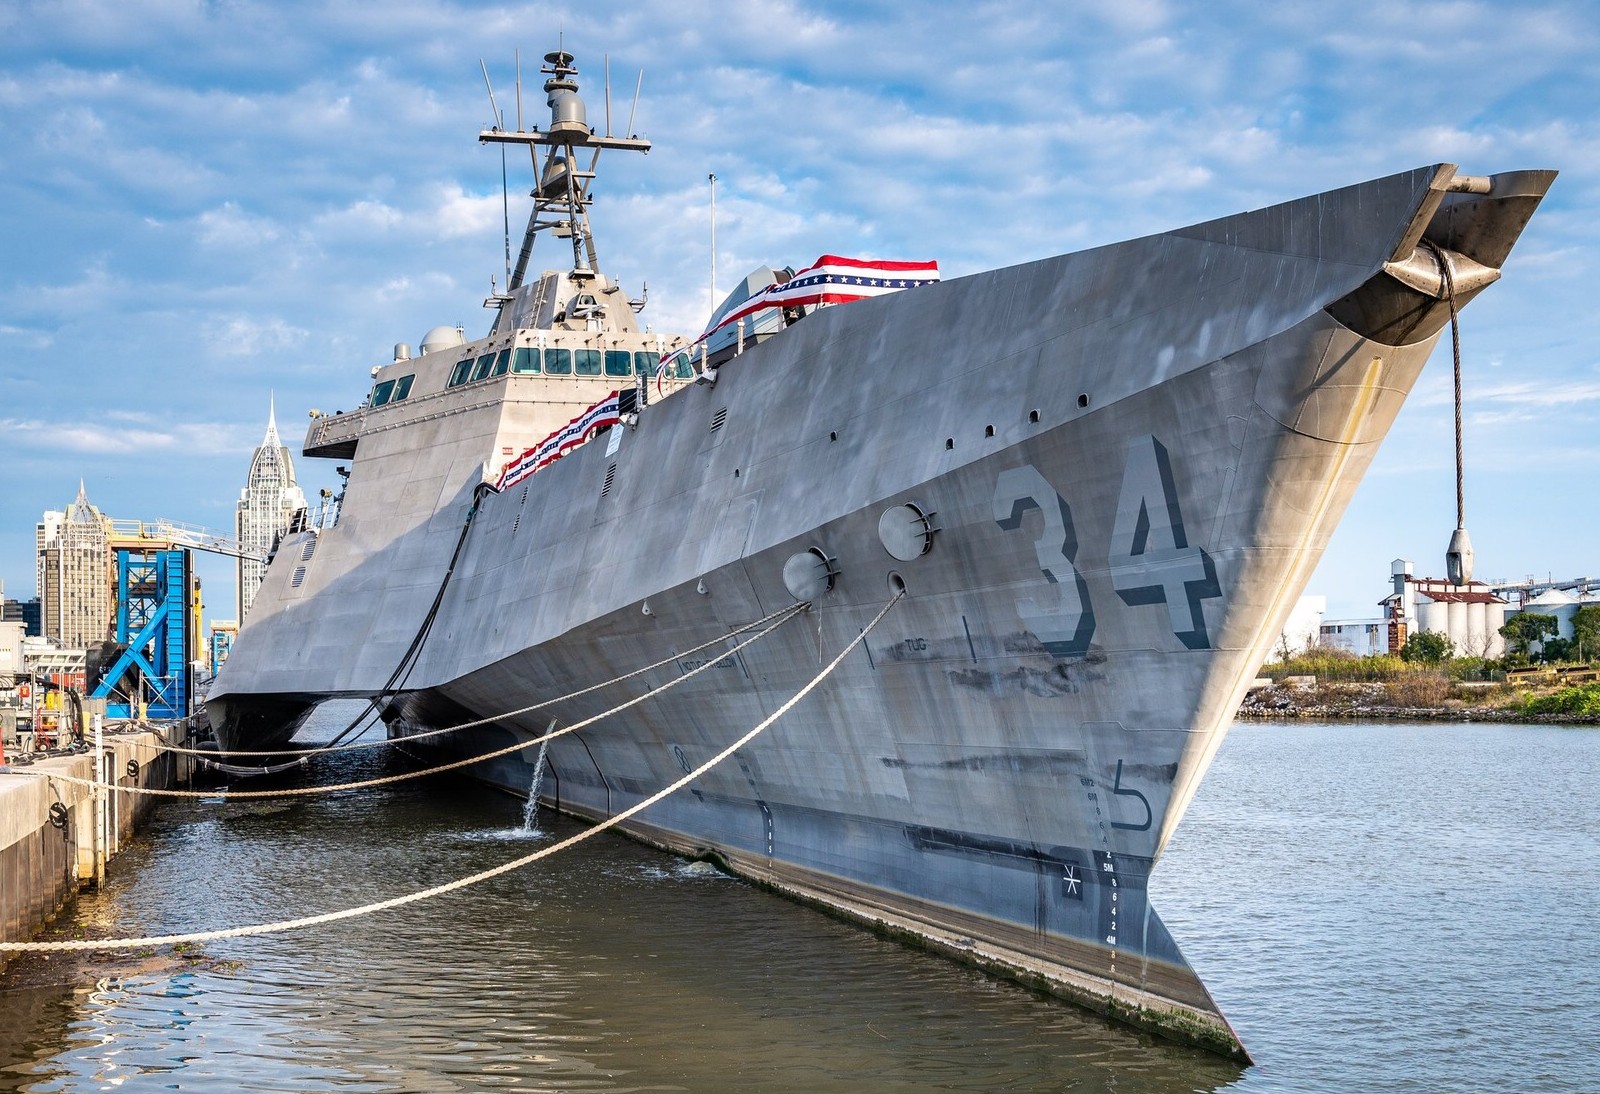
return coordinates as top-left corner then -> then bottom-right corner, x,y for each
2,706 -> 1596,1092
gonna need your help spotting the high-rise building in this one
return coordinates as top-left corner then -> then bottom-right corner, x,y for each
36,481 -> 114,649
236,398 -> 307,620
1,590 -> 43,637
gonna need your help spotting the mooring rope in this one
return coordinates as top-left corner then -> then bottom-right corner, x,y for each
157,602 -> 802,759
0,592 -> 900,953
3,602 -> 809,802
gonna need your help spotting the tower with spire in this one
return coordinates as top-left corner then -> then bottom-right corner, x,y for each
36,480 -> 114,649
235,397 -> 307,620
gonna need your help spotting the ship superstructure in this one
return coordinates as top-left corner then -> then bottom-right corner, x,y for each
209,48 -> 1555,1057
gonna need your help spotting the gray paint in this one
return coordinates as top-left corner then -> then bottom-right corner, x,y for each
210,161 -> 1554,1056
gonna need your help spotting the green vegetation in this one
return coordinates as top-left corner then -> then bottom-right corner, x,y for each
1500,612 -> 1559,659
1263,647 -> 1409,682
1399,631 -> 1452,664
1254,640 -> 1599,720
1445,656 -> 1500,683
1521,681 -> 1600,718
1263,645 -> 1495,683
1574,605 -> 1600,663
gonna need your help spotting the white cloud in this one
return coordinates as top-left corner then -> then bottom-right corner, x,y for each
1,0 -> 1598,603
0,323 -> 54,350
0,416 -> 247,455
428,183 -> 503,239
197,203 -> 283,248
1473,378 -> 1600,408
203,316 -> 311,357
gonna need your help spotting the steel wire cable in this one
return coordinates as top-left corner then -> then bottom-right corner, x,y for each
4,602 -> 809,802
1421,238 -> 1466,529
0,592 -> 901,953
155,602 -> 802,759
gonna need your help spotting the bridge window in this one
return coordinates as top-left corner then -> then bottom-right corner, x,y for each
544,348 -> 572,374
449,359 -> 474,387
470,353 -> 496,382
512,347 -> 540,373
492,349 -> 511,377
635,351 -> 660,377
574,348 -> 601,376
605,349 -> 633,377
371,379 -> 397,407
675,354 -> 694,379
393,374 -> 414,400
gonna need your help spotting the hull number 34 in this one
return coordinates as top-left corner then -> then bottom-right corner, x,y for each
993,434 -> 1221,655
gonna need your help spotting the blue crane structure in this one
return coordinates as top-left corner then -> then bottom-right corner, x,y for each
89,521 -> 267,721
90,548 -> 193,720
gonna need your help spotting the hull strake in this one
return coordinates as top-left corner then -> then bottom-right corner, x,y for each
209,163 -> 1555,1055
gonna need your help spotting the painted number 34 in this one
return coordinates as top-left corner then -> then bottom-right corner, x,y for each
993,434 -> 1221,653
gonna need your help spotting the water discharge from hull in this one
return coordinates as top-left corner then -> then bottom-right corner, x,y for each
521,729 -> 552,835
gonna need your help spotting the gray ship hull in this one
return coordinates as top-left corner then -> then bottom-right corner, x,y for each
208,163 -> 1554,1056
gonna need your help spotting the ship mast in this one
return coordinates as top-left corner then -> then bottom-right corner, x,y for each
480,50 -> 651,299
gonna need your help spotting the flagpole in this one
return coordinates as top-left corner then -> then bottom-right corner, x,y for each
709,173 -> 717,313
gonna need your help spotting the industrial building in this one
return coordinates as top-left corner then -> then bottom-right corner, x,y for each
1319,559 -> 1509,658
1489,577 -> 1599,658
1381,560 -> 1507,659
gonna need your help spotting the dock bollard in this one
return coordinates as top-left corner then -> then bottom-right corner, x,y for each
93,713 -> 106,890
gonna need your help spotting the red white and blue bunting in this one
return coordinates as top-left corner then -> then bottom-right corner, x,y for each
496,391 -> 622,491
656,254 -> 939,383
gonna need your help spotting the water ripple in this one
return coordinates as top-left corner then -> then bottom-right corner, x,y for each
5,714 -> 1595,1091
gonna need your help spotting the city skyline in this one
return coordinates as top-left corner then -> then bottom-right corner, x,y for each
1,2 -> 1597,619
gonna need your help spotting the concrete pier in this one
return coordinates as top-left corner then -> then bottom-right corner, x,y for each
0,731 -> 176,969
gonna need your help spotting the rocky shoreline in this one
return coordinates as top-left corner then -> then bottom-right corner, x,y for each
1239,679 -> 1600,725
1236,703 -> 1599,725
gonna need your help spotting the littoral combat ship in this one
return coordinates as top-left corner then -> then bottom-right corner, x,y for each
209,49 -> 1554,1056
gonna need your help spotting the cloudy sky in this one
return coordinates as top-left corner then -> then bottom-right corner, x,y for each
1,0 -> 1596,622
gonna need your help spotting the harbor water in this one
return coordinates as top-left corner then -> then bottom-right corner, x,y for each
1,710 -> 1595,1091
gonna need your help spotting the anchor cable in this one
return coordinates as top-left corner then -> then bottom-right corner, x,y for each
1421,238 -> 1466,529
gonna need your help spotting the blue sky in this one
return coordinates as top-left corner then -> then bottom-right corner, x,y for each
1,0 -> 1596,622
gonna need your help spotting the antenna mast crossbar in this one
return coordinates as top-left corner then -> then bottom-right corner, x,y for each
479,130 -> 651,153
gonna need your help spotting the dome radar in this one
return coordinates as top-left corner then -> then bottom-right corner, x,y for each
542,50 -> 587,143
419,325 -> 466,355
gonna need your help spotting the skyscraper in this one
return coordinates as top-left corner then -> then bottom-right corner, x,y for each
36,481 -> 114,649
235,398 -> 307,620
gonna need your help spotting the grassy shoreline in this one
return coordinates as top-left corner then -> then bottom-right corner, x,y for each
1240,656 -> 1600,725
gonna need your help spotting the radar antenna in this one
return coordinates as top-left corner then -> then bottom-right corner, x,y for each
479,49 -> 652,292
480,60 -> 513,287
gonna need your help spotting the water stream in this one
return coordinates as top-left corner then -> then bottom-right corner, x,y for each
519,731 -> 551,834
